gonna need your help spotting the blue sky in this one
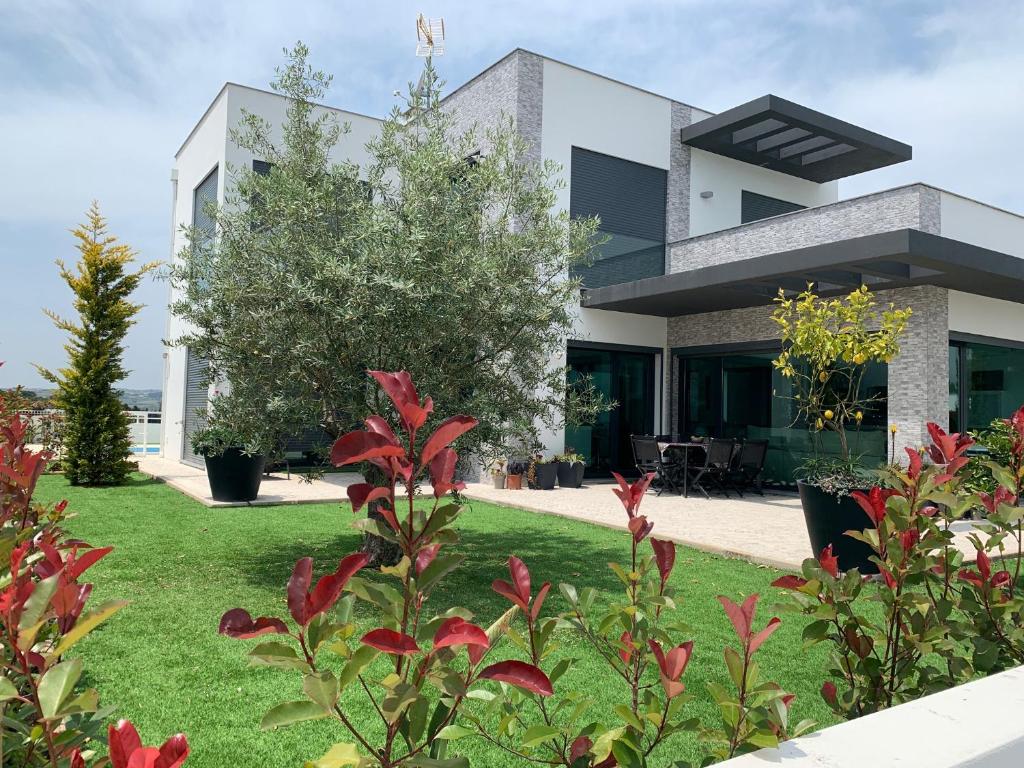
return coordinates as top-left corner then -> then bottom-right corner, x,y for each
2,0 -> 1022,389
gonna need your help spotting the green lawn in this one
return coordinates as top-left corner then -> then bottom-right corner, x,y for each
34,473 -> 838,767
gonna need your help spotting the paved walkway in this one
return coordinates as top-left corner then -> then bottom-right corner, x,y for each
139,457 -> 987,571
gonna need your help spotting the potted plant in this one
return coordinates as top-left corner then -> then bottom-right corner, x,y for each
190,395 -> 270,502
505,458 -> 527,490
772,285 -> 912,572
527,454 -> 557,490
489,459 -> 507,489
554,448 -> 586,488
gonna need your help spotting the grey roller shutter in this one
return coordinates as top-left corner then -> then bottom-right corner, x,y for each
182,349 -> 210,467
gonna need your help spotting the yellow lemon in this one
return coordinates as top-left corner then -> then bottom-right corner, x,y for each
855,411 -> 864,422
890,424 -> 898,434
818,371 -> 828,383
824,409 -> 834,420
853,352 -> 866,365
815,418 -> 824,430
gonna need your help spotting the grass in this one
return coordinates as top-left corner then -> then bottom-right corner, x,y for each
33,473 -> 840,767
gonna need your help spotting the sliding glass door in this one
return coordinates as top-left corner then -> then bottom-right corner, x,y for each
677,349 -> 887,486
949,339 -> 1024,433
565,345 -> 657,477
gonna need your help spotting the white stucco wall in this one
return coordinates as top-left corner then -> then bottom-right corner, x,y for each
948,290 -> 1024,344
688,148 -> 838,237
940,191 -> 1024,259
161,84 -> 382,460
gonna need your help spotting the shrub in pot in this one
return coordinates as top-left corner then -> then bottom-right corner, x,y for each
554,448 -> 585,488
489,459 -> 506,489
190,394 -> 270,502
527,454 -> 557,490
505,457 -> 527,490
772,285 -> 911,572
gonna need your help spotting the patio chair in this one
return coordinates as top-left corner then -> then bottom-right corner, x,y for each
631,435 -> 682,496
725,439 -> 768,497
686,438 -> 735,499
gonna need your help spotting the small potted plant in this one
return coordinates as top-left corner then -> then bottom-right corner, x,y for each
505,458 -> 527,490
527,454 -> 557,490
489,459 -> 507,489
190,394 -> 270,502
554,448 -> 586,488
772,285 -> 911,572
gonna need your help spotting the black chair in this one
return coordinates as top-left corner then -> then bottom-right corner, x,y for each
687,438 -> 735,499
726,440 -> 769,497
631,435 -> 682,496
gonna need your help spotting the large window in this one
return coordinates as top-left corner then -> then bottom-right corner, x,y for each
677,348 -> 887,485
192,166 -> 218,237
949,338 -> 1024,433
740,190 -> 805,224
569,147 -> 667,289
565,344 -> 658,476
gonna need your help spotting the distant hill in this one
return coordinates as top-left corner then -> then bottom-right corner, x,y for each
12,387 -> 162,412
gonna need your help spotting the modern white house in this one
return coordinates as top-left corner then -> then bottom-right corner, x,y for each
162,48 -> 1024,483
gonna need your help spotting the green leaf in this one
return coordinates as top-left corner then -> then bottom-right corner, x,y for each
614,704 -> 646,733
37,658 -> 83,719
406,757 -> 469,768
0,677 -> 20,702
304,742 -> 361,768
416,554 -> 465,595
19,573 -> 60,631
723,646 -> 744,689
520,724 -> 561,748
303,671 -> 339,710
49,600 -> 129,659
249,641 -> 311,672
434,724 -> 474,741
260,700 -> 330,730
339,644 -> 379,691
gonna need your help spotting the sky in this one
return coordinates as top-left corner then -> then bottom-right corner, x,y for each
2,0 -> 1022,390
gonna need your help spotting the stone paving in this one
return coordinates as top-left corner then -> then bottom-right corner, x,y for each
138,456 -> 987,571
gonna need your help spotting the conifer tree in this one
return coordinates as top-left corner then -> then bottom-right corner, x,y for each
40,203 -> 155,485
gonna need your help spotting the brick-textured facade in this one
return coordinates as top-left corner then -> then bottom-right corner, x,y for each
668,184 -> 941,272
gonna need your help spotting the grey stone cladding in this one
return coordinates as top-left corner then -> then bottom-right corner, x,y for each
665,286 -> 949,455
666,102 -> 693,270
668,184 -> 942,273
442,49 -> 543,162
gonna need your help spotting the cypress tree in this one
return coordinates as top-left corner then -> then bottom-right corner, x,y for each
39,203 -> 156,485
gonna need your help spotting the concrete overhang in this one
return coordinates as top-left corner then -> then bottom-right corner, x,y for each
582,230 -> 1024,317
681,95 -> 912,182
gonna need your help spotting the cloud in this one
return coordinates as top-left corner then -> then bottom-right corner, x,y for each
1,0 -> 1021,388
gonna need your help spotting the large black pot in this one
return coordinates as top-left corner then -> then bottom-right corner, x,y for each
556,461 -> 585,488
797,480 -> 877,574
204,448 -> 266,502
531,463 -> 557,490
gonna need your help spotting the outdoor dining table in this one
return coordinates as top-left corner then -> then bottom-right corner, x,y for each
657,441 -> 707,498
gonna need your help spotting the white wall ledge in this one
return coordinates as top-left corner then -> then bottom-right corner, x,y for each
716,665 -> 1024,767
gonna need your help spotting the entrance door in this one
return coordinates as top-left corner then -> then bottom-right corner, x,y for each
182,349 -> 210,467
565,345 -> 656,477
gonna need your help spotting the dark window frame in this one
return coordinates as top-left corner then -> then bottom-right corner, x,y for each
740,189 -> 806,224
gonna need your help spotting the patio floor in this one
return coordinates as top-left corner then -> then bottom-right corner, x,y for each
138,457 -> 987,571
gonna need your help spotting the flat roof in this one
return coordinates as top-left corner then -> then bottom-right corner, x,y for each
680,94 -> 912,182
582,230 -> 1024,316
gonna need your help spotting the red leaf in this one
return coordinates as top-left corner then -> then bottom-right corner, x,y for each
70,750 -> 85,768
819,544 -> 840,578
650,538 -> 676,587
491,579 -> 529,611
364,414 -> 399,444
416,544 -> 441,576
530,582 -> 551,622
346,483 -> 392,515
330,431 -> 405,467
977,549 -> 992,582
156,734 -> 190,768
66,545 -> 113,581
306,553 -> 370,620
748,616 -> 781,654
421,416 -> 478,467
362,628 -> 420,655
109,720 -> 143,768
851,487 -> 898,527
368,370 -> 420,414
219,608 -> 289,639
478,660 -> 553,696
628,515 -> 653,543
287,558 -> 313,626
508,556 -> 531,607
821,681 -> 838,705
717,594 -> 758,642
611,471 -> 655,517
569,736 -> 593,764
433,617 -> 489,650
618,631 -> 635,665
771,574 -> 808,590
468,642 -> 487,667
429,447 -> 464,498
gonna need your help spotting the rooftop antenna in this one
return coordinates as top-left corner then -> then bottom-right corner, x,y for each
415,14 -> 445,57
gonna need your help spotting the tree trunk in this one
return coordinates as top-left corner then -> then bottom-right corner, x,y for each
360,464 -> 402,568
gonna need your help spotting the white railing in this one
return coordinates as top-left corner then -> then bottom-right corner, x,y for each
18,410 -> 162,455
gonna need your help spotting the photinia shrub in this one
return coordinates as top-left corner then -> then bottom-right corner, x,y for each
0,375 -> 188,767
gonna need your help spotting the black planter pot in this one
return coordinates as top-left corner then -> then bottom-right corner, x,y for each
556,461 -> 585,488
797,480 -> 877,574
531,463 -> 557,490
204,447 -> 266,502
